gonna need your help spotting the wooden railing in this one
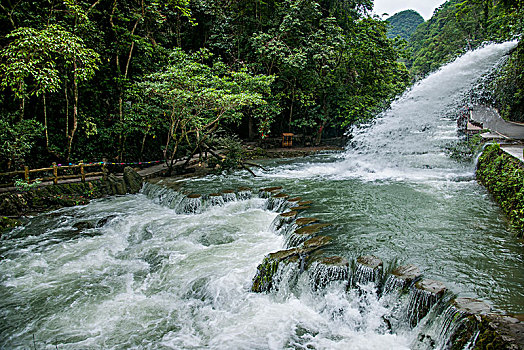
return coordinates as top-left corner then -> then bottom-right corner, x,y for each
0,161 -> 107,188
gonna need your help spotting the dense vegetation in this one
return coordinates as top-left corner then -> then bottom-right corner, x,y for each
405,0 -> 523,121
386,10 -> 424,40
0,0 -> 409,172
406,0 -> 522,78
476,143 -> 524,237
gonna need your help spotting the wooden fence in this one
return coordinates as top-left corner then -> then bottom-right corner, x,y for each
0,161 -> 107,188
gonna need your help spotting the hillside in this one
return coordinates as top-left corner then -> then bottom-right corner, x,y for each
386,10 -> 424,40
405,0 -> 523,121
407,0 -> 522,78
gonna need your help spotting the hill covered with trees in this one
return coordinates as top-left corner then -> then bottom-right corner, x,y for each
0,0 -> 409,172
386,10 -> 424,40
406,0 -> 523,121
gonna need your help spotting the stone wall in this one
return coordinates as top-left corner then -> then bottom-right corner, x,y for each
0,167 -> 143,234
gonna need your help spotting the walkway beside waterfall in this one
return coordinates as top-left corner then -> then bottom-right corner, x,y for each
471,105 -> 524,163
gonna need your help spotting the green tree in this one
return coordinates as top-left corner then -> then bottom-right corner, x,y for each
132,48 -> 273,173
0,24 -> 99,159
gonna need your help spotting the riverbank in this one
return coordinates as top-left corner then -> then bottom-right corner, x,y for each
0,146 -> 343,234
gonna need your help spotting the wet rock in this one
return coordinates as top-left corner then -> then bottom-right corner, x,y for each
414,279 -> 447,297
407,279 -> 447,327
452,298 -> 491,315
295,218 -> 319,227
208,193 -> 225,206
392,264 -> 421,282
221,190 -> 237,202
237,187 -> 252,200
259,186 -> 283,198
123,166 -> 143,194
106,173 -> 127,195
260,186 -> 283,193
352,255 -> 383,286
302,235 -> 332,250
383,264 -> 421,294
291,205 -> 310,211
251,236 -> 332,293
286,223 -> 331,247
357,255 -> 383,270
95,215 -> 118,228
309,256 -> 350,290
280,211 -> 298,218
450,313 -> 524,350
270,211 -> 298,232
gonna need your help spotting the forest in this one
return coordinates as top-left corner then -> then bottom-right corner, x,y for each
0,0 -> 522,172
386,10 -> 424,40
0,0 -> 409,172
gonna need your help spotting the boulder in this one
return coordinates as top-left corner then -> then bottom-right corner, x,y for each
123,166 -> 143,194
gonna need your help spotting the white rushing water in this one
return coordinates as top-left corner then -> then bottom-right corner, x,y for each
1,192 -> 414,349
1,42 -> 521,350
264,41 -> 518,182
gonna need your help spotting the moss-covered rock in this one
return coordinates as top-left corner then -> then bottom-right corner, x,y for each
251,235 -> 333,293
124,166 -> 143,194
450,313 -> 524,350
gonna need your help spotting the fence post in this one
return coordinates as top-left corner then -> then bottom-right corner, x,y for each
102,158 -> 108,181
24,166 -> 29,182
80,161 -> 85,182
53,162 -> 58,185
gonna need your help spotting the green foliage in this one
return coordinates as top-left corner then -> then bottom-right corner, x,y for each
0,0 -> 409,170
14,178 -> 41,192
477,143 -> 524,236
386,10 -> 425,40
0,117 -> 43,169
407,0 -> 523,78
0,25 -> 99,100
133,48 -> 273,168
490,41 -> 524,122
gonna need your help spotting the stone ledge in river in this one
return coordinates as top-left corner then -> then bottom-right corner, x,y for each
452,298 -> 491,315
392,264 -> 421,282
351,255 -> 383,286
309,256 -> 350,290
251,235 -> 333,293
414,279 -> 447,297
295,218 -> 319,227
286,223 -> 332,248
383,264 -> 422,294
291,205 -> 310,211
449,313 -> 524,350
407,279 -> 448,328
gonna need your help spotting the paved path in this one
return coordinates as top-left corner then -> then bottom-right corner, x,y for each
501,144 -> 524,163
470,105 -> 524,163
471,105 -> 524,140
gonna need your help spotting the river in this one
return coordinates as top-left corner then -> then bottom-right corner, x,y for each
1,41 -> 522,349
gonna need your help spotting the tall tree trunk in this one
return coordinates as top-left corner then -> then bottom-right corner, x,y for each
43,93 -> 49,149
67,61 -> 78,161
64,80 -> 69,138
